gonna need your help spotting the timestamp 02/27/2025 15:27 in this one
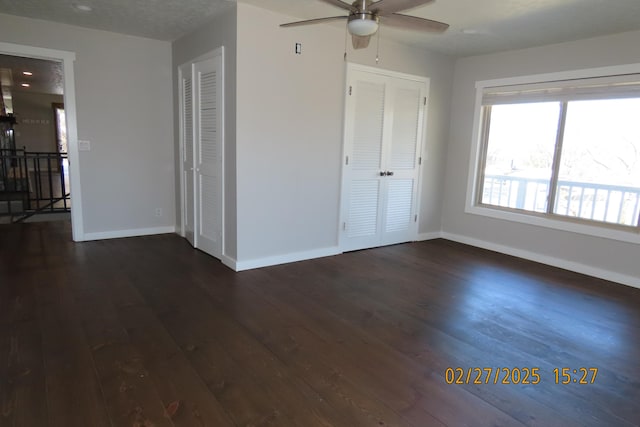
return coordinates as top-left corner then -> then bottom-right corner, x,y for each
444,367 -> 599,385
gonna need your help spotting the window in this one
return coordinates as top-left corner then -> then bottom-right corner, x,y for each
475,73 -> 640,232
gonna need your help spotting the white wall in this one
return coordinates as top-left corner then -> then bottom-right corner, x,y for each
0,13 -> 175,237
13,91 -> 63,153
443,30 -> 640,287
235,3 -> 454,265
172,4 -> 238,260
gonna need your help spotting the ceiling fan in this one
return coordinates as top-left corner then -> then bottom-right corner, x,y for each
280,0 -> 449,49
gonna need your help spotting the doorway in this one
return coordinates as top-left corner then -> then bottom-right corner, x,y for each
339,63 -> 429,252
0,42 -> 83,240
0,55 -> 70,223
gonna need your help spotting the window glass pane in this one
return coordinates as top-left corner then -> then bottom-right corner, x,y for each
555,98 -> 640,226
481,102 -> 560,213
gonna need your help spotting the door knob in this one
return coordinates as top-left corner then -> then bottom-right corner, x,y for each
386,171 -> 394,176
379,171 -> 387,176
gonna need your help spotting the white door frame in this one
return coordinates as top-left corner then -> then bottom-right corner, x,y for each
177,47 -> 225,257
338,62 -> 429,251
0,42 -> 84,241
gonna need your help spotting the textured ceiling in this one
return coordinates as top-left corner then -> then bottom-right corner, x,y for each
1,0 -> 640,56
0,55 -> 63,117
0,0 -> 236,41
0,55 -> 64,96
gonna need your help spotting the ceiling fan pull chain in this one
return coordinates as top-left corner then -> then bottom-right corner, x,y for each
343,24 -> 349,61
375,23 -> 381,64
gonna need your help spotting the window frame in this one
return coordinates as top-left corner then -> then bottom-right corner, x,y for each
466,64 -> 640,245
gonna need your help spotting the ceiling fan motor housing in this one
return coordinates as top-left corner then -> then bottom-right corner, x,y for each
352,0 -> 374,11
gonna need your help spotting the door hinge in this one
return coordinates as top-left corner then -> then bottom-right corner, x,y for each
343,222 -> 347,230
414,214 -> 418,222
423,97 -> 427,105
349,86 -> 353,96
418,156 -> 422,165
345,155 -> 349,165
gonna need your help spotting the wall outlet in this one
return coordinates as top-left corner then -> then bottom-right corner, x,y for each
155,208 -> 163,217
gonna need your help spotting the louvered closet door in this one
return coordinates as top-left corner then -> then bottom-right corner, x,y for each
340,71 -> 388,251
180,63 -> 196,246
193,55 -> 223,258
340,65 -> 427,252
380,78 -> 425,246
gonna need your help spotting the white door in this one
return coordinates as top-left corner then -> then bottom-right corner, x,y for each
340,65 -> 427,252
179,63 -> 195,246
193,54 -> 224,258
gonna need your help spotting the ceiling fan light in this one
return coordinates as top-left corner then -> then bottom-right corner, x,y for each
347,14 -> 379,37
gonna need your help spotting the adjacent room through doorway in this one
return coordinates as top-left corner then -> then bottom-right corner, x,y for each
0,54 -> 71,225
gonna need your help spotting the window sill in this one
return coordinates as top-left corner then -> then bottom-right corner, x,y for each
465,204 -> 640,246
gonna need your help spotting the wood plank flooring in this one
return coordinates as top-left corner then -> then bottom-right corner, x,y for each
1,221 -> 639,426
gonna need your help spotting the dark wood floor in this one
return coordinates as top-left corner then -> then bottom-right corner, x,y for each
1,221 -> 639,427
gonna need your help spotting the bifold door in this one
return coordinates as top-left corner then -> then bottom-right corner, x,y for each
179,49 -> 224,259
340,65 -> 428,252
179,63 -> 195,246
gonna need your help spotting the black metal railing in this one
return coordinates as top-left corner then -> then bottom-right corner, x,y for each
0,148 -> 70,222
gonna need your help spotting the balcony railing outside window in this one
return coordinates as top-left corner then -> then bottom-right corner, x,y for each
483,174 -> 640,227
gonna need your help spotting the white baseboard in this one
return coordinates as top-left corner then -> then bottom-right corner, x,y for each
416,231 -> 443,241
82,226 -> 176,241
220,254 -> 237,271
441,232 -> 640,290
235,246 -> 342,272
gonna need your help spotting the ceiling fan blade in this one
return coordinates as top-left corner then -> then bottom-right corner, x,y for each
373,0 -> 435,15
383,13 -> 449,32
351,35 -> 372,49
317,0 -> 356,11
280,16 -> 348,28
